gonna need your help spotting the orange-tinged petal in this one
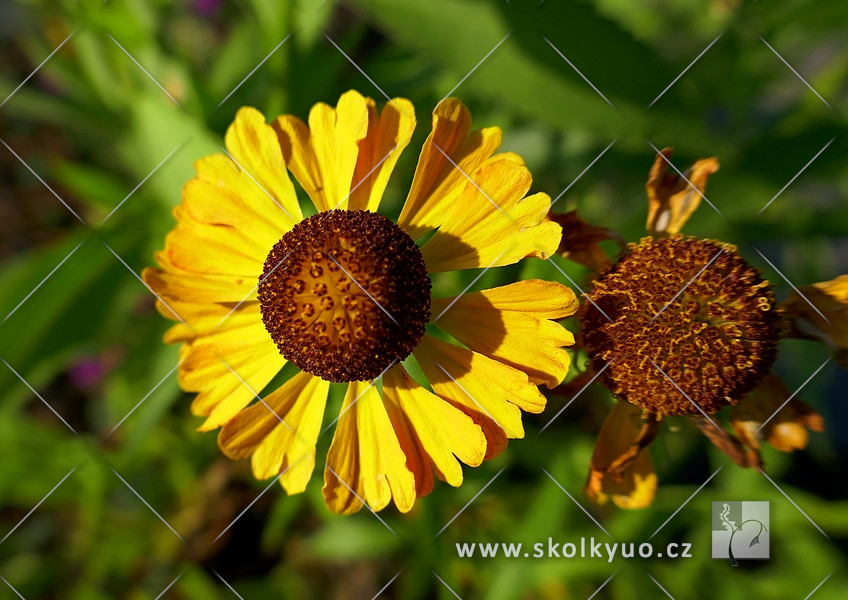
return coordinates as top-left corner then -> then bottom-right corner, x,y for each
584,402 -> 657,509
420,155 -> 561,272
431,280 -> 577,388
646,147 -> 719,235
348,97 -> 416,212
274,90 -> 370,212
323,381 -> 415,514
223,106 -> 302,227
398,98 -> 501,239
218,371 -> 330,494
356,385 -> 416,514
414,335 -> 546,448
784,274 -> 848,367
383,389 -> 434,497
731,373 -> 824,453
383,365 -> 485,495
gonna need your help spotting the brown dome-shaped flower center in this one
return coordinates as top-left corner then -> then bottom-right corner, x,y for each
581,236 -> 780,416
258,210 -> 431,383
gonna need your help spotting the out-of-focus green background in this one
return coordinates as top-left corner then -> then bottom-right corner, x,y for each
1,0 -> 847,598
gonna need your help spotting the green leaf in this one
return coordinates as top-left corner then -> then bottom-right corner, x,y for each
0,231 -> 138,404
350,0 -> 722,149
308,517 -> 400,560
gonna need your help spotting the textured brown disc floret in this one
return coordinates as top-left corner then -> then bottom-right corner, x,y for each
581,235 -> 780,416
258,210 -> 431,383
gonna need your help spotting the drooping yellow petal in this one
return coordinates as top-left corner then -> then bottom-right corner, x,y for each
218,371 -> 330,494
584,402 -> 657,509
274,90 -> 370,212
646,147 -> 719,235
347,97 -> 416,212
784,274 -> 848,367
420,155 -> 562,272
223,106 -> 302,227
431,280 -> 577,388
158,299 -> 259,344
176,309 -> 286,431
414,335 -> 547,452
383,364 -> 485,495
323,381 -> 415,514
398,98 -> 502,239
177,307 -> 275,389
731,373 -> 824,453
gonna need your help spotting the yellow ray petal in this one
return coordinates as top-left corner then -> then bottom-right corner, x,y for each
784,274 -> 848,367
185,153 -> 295,248
323,381 -> 415,514
434,279 -> 579,319
159,300 -> 260,344
188,367 -> 286,432
177,317 -> 278,390
383,386 -> 434,497
173,304 -> 286,431
414,335 -> 547,447
274,90 -> 370,212
398,98 -> 502,239
584,402 -> 657,509
431,280 -> 577,388
420,155 -> 562,272
646,147 -> 719,235
218,371 -> 330,494
173,310 -> 285,431
143,260 -> 256,305
348,97 -> 416,212
224,106 -> 302,222
165,206 -> 266,277
384,365 -> 485,493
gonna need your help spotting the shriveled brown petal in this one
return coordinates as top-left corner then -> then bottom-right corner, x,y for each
549,210 -> 624,273
692,417 -> 760,468
646,148 -> 719,235
731,372 -> 824,454
584,402 -> 659,509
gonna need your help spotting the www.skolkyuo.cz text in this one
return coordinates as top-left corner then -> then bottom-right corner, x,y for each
456,538 -> 693,562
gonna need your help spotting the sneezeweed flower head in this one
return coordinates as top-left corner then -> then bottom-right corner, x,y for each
556,148 -> 840,509
142,90 -> 578,514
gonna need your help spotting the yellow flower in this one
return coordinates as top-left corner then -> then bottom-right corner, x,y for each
560,148 -> 830,509
142,90 -> 578,514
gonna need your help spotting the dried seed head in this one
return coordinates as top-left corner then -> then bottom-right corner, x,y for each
581,235 -> 780,415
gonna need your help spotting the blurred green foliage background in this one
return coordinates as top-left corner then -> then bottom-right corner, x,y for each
1,0 -> 847,598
